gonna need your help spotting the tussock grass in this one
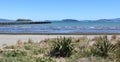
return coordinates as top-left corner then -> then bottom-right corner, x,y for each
0,35 -> 120,62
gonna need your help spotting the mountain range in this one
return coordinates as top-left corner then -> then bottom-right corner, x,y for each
0,18 -> 120,22
93,18 -> 120,22
0,19 -> 15,22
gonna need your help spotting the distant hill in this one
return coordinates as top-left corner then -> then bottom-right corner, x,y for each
95,18 -> 120,22
0,19 -> 15,22
83,18 -> 120,22
16,19 -> 32,22
0,18 -> 120,22
62,19 -> 79,22
60,18 -> 120,22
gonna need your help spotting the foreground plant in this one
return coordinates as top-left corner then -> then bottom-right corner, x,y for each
0,56 -> 33,62
3,49 -> 27,57
50,37 -> 74,57
92,35 -> 116,58
114,41 -> 120,62
36,57 -> 56,62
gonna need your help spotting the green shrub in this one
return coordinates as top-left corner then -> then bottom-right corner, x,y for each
3,50 -> 27,57
114,42 -> 120,62
36,57 -> 56,62
79,48 -> 92,57
50,37 -> 74,57
0,57 -> 32,62
32,48 -> 46,55
92,36 -> 116,58
24,44 -> 33,50
115,49 -> 120,62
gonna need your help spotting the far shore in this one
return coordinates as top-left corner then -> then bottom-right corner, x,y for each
0,33 -> 120,47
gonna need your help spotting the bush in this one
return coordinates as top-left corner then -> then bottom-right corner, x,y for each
4,50 -> 27,57
115,48 -> 120,62
32,48 -> 46,55
50,37 -> 74,57
91,36 -> 116,58
0,57 -> 32,62
114,41 -> 120,62
36,57 -> 56,62
24,44 -> 33,50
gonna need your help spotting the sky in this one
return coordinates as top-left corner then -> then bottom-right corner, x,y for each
0,0 -> 120,21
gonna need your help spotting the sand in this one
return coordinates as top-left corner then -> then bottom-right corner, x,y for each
0,34 -> 118,47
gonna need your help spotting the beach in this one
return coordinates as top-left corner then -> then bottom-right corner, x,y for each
0,34 -> 118,47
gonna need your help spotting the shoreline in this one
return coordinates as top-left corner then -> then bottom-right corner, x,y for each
0,32 -> 120,35
0,34 -> 119,47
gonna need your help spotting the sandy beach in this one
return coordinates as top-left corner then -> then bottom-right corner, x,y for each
0,34 -> 118,47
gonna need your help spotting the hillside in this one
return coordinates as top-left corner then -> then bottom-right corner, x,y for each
0,19 -> 15,22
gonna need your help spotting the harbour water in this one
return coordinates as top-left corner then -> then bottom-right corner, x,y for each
0,21 -> 120,33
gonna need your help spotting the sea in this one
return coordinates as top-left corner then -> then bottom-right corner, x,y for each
0,21 -> 120,33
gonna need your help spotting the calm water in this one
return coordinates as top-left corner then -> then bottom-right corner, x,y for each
0,21 -> 120,33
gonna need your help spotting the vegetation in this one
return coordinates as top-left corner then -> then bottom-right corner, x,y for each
0,35 -> 120,62
36,57 -> 56,62
3,49 -> 27,57
50,37 -> 74,57
91,35 -> 116,58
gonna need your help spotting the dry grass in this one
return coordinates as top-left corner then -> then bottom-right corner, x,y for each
0,35 -> 120,62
